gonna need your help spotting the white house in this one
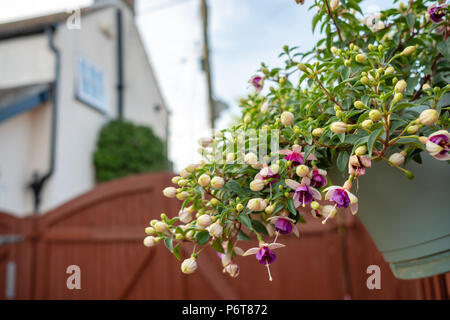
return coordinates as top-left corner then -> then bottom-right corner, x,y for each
0,0 -> 169,216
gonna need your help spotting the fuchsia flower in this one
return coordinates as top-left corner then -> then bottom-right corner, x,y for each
255,165 -> 279,184
243,242 -> 285,281
348,155 -> 372,177
323,186 -> 358,221
285,178 -> 322,208
249,75 -> 264,93
425,130 -> 450,161
266,216 -> 300,237
279,145 -> 317,165
428,3 -> 448,23
310,168 -> 328,188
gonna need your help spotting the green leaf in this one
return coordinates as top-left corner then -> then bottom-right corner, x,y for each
303,145 -> 314,162
211,238 -> 225,254
164,238 -> 173,252
286,198 -> 298,216
251,219 -> 269,235
237,230 -> 251,241
437,39 -> 450,61
195,230 -> 210,246
336,150 -> 349,174
367,128 -> 383,156
173,243 -> 181,261
238,212 -> 253,230
405,13 -> 415,30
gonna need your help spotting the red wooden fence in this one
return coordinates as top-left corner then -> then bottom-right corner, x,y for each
0,172 -> 448,299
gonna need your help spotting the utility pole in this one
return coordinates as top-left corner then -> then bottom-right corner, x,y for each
200,0 -> 215,130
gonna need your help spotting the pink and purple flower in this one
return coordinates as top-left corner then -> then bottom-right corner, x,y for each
249,75 -> 264,93
285,178 -> 322,208
425,130 -> 450,161
279,145 -> 317,165
428,3 -> 448,23
310,168 -> 328,188
243,242 -> 285,281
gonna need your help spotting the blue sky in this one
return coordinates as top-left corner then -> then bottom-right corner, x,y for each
0,0 -> 395,171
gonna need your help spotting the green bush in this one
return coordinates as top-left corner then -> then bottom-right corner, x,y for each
93,120 -> 169,182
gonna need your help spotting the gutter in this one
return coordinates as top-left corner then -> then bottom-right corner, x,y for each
116,8 -> 124,119
28,24 -> 60,213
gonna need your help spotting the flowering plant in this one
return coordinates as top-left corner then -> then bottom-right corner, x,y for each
143,0 -> 450,281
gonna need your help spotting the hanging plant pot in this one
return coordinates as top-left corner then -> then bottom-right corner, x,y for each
339,153 -> 450,279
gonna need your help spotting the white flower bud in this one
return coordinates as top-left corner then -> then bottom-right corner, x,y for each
154,222 -> 168,233
244,153 -> 258,165
280,111 -> 295,126
198,174 -> 211,187
418,109 -> 439,126
394,80 -> 407,93
197,214 -> 212,228
181,258 -> 198,274
171,176 -> 182,184
225,263 -> 240,278
207,221 -> 223,238
162,187 -> 177,198
389,153 -> 405,166
369,110 -> 382,122
179,210 -> 193,224
226,153 -> 235,163
250,179 -> 265,191
176,191 -> 189,200
355,145 -> 367,156
330,0 -> 340,11
312,128 -> 324,137
265,204 -> 275,214
247,198 -> 267,212
198,137 -> 213,148
145,227 -> 155,235
361,119 -> 373,129
211,176 -> 225,189
180,169 -> 190,178
270,164 -> 280,174
311,201 -> 320,210
401,46 -> 415,56
330,121 -> 347,134
384,66 -> 395,75
296,165 -> 309,177
260,100 -> 269,113
143,236 -> 158,247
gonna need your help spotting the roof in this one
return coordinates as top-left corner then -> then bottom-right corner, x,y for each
0,2 -> 114,40
0,83 -> 51,123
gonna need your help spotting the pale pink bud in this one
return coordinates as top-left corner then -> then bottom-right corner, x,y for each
280,111 -> 295,126
162,187 -> 177,198
210,176 -> 225,189
181,258 -> 198,274
143,236 -> 158,247
198,174 -> 211,187
244,153 -> 258,165
330,121 -> 347,134
250,179 -> 265,191
418,109 -> 439,126
179,210 -> 193,224
197,214 -> 212,228
154,222 -> 168,233
389,152 -> 405,166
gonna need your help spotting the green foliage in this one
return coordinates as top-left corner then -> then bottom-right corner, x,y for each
143,0 -> 450,280
93,120 -> 169,182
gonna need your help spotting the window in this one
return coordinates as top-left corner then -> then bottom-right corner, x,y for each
76,56 -> 107,113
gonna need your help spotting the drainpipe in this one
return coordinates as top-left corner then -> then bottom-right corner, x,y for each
28,24 -> 60,214
116,9 -> 124,120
